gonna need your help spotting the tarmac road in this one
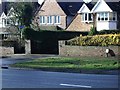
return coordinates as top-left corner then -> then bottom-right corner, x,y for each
0,54 -> 119,88
2,69 -> 119,88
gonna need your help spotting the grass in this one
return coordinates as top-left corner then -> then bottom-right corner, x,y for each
11,57 -> 120,73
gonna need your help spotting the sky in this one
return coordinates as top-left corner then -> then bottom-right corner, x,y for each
0,0 -> 120,4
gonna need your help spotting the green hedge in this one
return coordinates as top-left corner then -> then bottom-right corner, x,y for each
23,27 -> 88,41
97,30 -> 120,35
67,34 -> 120,46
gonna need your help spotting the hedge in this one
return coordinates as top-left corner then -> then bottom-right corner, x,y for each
67,34 -> 120,46
97,30 -> 120,35
23,27 -> 88,41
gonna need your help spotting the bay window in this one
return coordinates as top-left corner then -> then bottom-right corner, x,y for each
97,12 -> 117,21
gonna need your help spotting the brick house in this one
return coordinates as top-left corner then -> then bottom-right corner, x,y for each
66,3 -> 94,31
33,0 -> 83,30
67,0 -> 120,31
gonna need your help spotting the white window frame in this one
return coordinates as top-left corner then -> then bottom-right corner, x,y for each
40,16 -> 46,24
112,12 -> 117,21
47,16 -> 53,24
97,12 -> 117,21
81,13 -> 93,23
54,16 -> 61,24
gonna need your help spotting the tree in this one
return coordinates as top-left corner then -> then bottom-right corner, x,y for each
7,2 -> 37,39
21,3 -> 34,27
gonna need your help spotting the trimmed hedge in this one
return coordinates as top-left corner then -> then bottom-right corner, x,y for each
23,27 -> 88,41
97,30 -> 120,35
67,34 -> 120,46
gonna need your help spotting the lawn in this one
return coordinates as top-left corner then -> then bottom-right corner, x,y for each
11,57 -> 120,73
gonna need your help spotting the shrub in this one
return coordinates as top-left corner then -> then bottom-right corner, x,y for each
88,27 -> 97,36
67,34 -> 120,46
98,30 -> 120,35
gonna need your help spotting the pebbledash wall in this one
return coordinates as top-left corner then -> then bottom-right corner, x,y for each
59,41 -> 120,57
0,41 -> 15,56
0,46 -> 14,56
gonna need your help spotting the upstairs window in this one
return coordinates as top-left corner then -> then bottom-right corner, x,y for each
82,13 -> 93,22
40,16 -> 45,24
54,16 -> 60,24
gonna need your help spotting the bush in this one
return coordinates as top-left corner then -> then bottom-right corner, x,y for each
67,34 -> 120,46
98,30 -> 120,35
88,27 -> 97,36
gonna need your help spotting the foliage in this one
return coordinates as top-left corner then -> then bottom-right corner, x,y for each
67,34 -> 120,46
23,28 -> 88,40
11,57 -> 119,73
21,3 -> 34,27
97,30 -> 120,35
88,27 -> 97,36
8,2 -> 36,27
8,2 -> 35,39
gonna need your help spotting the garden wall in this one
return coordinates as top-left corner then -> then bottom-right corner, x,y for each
59,41 -> 120,57
0,46 -> 14,56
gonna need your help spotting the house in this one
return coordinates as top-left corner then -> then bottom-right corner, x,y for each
67,0 -> 120,31
0,2 -> 18,40
66,3 -> 94,31
0,12 -> 7,28
33,0 -> 84,30
0,2 -> 8,35
0,2 -> 7,28
6,7 -> 18,26
91,0 -> 118,31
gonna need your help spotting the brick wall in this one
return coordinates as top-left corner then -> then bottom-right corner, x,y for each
59,41 -> 120,57
66,14 -> 93,31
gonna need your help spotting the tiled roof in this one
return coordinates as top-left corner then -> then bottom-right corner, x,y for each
0,2 -> 8,16
86,3 -> 95,10
107,2 -> 120,13
58,1 -> 120,16
58,2 -> 84,16
0,4 -> 2,15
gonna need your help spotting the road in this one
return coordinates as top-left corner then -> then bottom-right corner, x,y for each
1,69 -> 119,88
0,55 -> 119,88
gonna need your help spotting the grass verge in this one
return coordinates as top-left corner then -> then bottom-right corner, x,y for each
11,57 -> 120,73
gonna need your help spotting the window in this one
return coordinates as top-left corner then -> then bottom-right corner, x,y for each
47,16 -> 53,24
97,12 -> 117,21
2,18 -> 6,24
113,12 -> 117,21
101,13 -> 104,20
54,16 -> 60,24
6,18 -> 13,25
82,13 -> 93,22
104,13 -> 108,20
40,16 -> 45,24
88,14 -> 93,21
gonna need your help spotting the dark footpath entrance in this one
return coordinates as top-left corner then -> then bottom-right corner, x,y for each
31,40 -> 59,54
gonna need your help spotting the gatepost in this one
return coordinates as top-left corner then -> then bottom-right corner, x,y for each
25,40 -> 31,54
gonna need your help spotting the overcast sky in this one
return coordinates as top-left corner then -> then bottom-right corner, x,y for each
0,0 -> 120,4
